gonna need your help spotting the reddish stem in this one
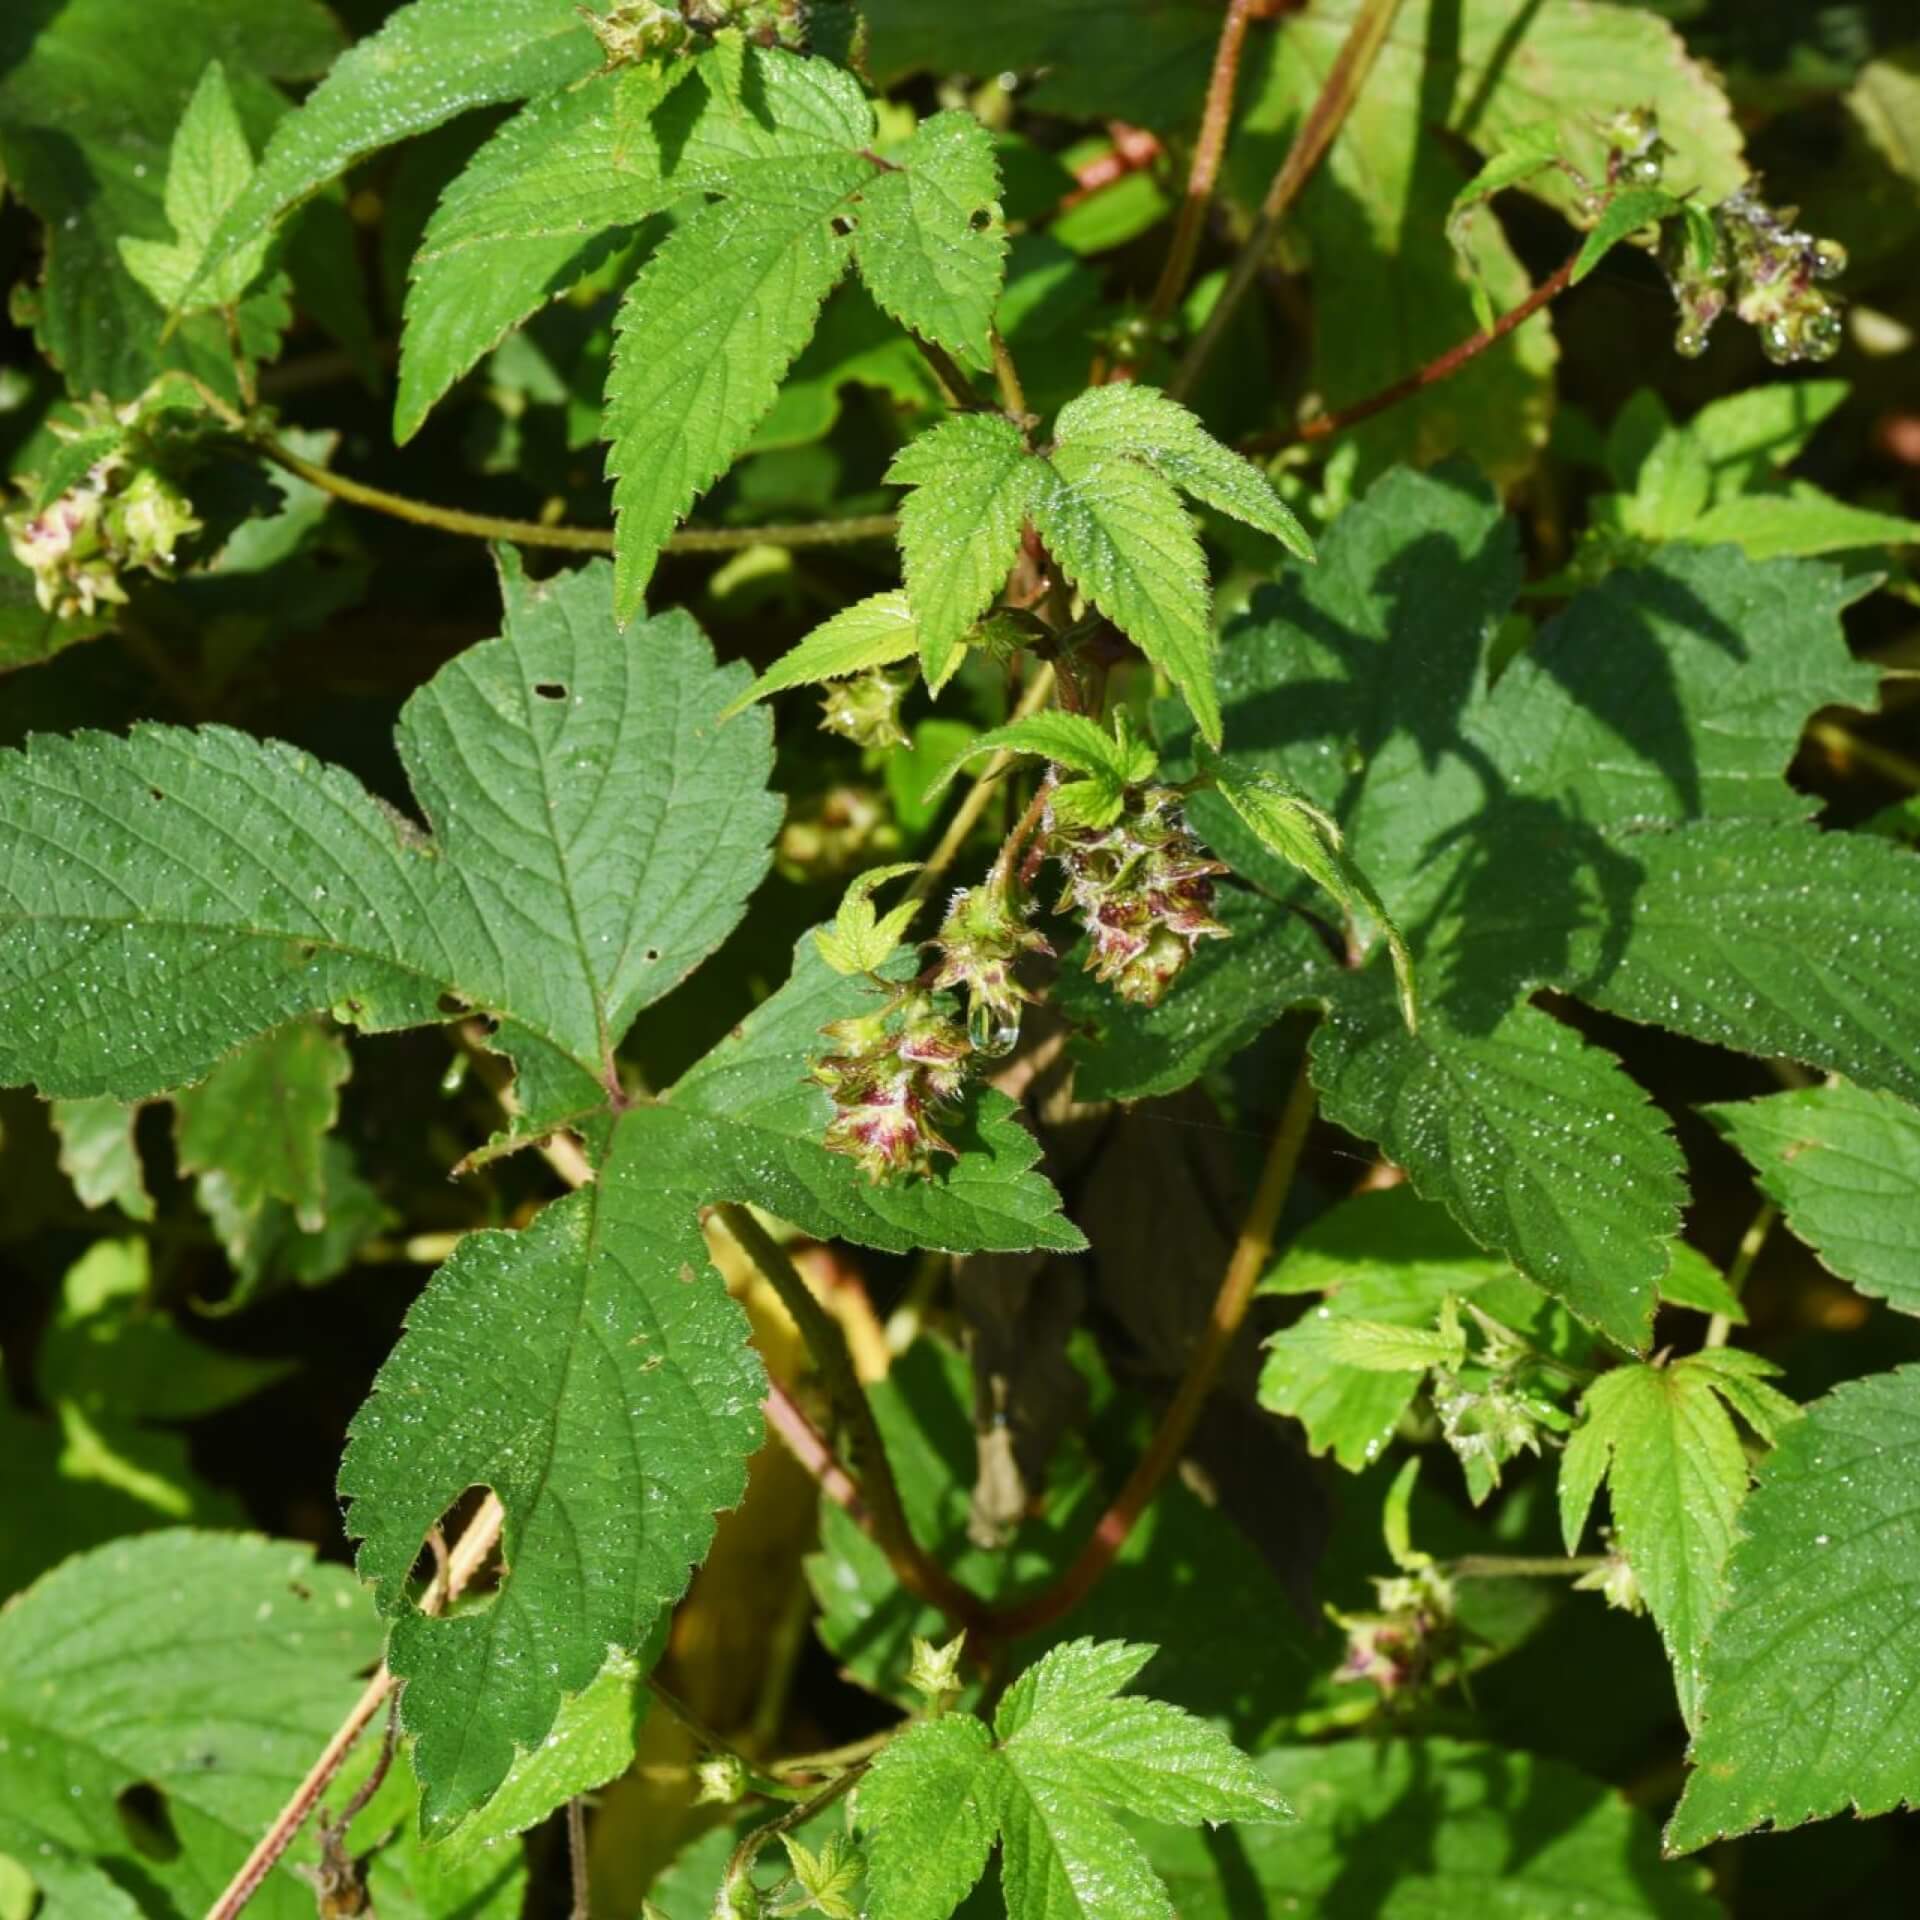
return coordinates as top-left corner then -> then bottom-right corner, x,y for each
1249,246 -> 1580,451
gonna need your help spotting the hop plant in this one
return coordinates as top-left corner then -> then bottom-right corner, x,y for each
1662,184 -> 1846,364
819,666 -> 912,750
814,992 -> 969,1183
5,452 -> 201,619
929,885 -> 1052,1056
1046,786 -> 1228,1007
1333,1562 -> 1459,1702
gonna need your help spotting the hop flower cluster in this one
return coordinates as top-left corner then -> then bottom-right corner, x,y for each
813,991 -> 969,1183
6,455 -> 200,621
1334,1563 -> 1459,1702
1046,786 -> 1228,1007
1663,185 -> 1846,365
929,885 -> 1051,1056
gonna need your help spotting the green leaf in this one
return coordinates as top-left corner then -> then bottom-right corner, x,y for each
1446,124 -> 1564,328
1212,763 -> 1414,1028
395,66 -> 680,443
0,0 -> 342,400
598,52 -> 1015,617
1689,379 -> 1851,495
1058,889 -> 1335,1104
1051,385 -> 1314,560
1136,464 -> 1912,1345
1311,986 -> 1683,1353
853,110 -> 1007,364
117,61 -> 271,312
722,591 -> 921,716
815,862 -> 924,974
889,413 -> 1040,686
173,1018 -> 348,1232
923,712 -> 1157,802
1683,484 -> 1920,560
858,1717 -> 999,1920
1572,186 -> 1683,284
1258,1187 -> 1520,1470
345,939 -> 1076,1822
50,1097 -> 154,1221
0,552 -> 779,1136
607,191 -> 855,621
195,0 -> 601,297
426,1649 -> 651,1869
1560,1350 -> 1792,1725
1668,1365 -> 1920,1852
1031,443 -> 1218,744
0,1531 -> 380,1918
860,1638 -> 1285,1920
1657,1243 -> 1747,1323
1232,0 -> 1742,484
1707,1083 -> 1920,1316
1142,1737 -> 1719,1918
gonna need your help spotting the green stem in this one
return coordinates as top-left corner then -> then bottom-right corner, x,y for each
1169,0 -> 1405,400
1448,1554 -> 1608,1581
254,436 -> 897,555
1706,1201 -> 1777,1349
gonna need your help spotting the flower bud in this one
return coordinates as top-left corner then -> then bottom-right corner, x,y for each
929,886 -> 1051,1057
819,666 -> 911,750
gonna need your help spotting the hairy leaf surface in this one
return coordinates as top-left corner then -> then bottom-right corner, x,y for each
0,553 -> 777,1135
1707,1084 -> 1920,1315
1668,1366 -> 1920,1850
859,1638 -> 1284,1920
1144,1737 -> 1717,1917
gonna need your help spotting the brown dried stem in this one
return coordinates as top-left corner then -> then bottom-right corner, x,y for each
1169,0 -> 1405,400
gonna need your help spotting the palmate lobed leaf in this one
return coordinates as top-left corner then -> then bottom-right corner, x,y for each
347,939 -> 1080,1824
0,549 -> 779,1135
0,1531 -> 375,1918
1097,463 -> 1920,1350
0,1530 -> 526,1920
858,1637 -> 1285,1920
1559,1352 -> 1792,1726
0,547 -> 1080,1824
594,46 -> 1006,618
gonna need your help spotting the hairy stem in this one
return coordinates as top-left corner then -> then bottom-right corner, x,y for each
716,1204 -> 991,1631
908,665 -> 1058,903
1448,1554 -> 1609,1580
255,436 -> 897,555
1250,246 -> 1579,452
206,1495 -> 506,1920
1170,0 -> 1405,400
984,1057 -> 1319,1638
1141,0 -> 1266,340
